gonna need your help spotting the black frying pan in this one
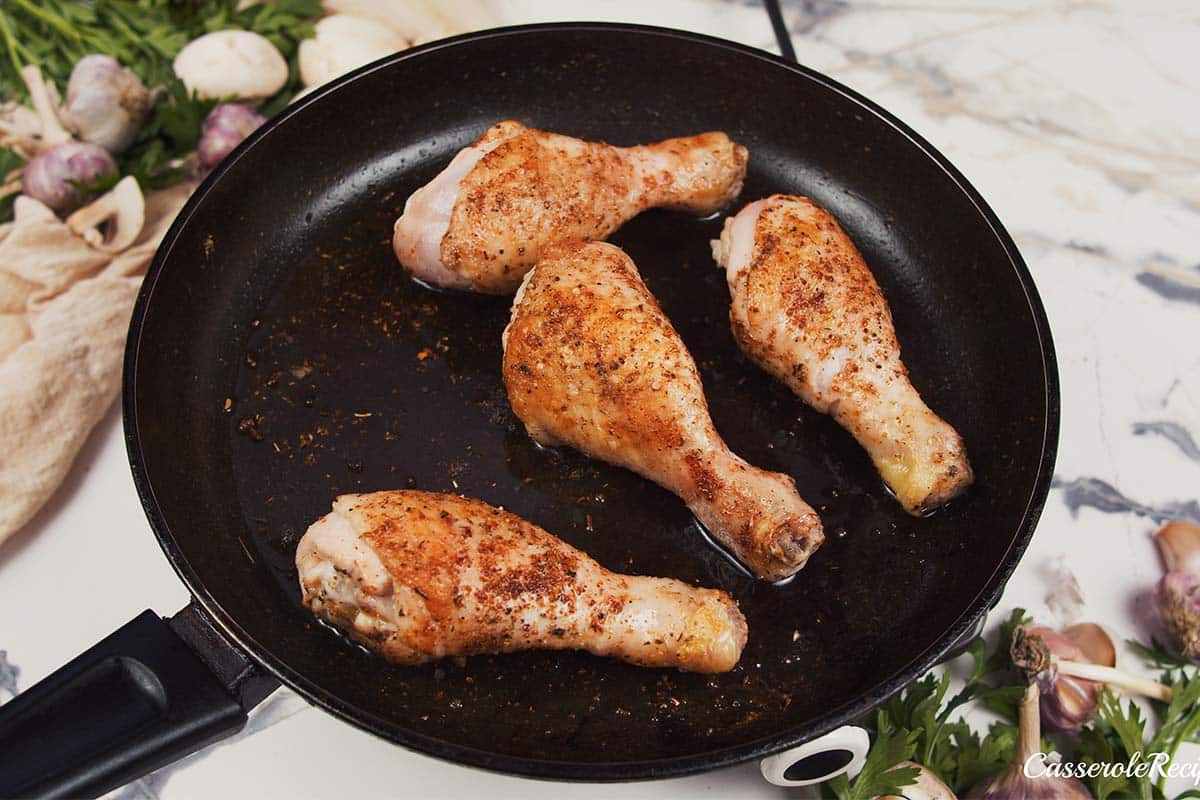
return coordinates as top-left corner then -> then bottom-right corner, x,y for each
0,23 -> 1058,797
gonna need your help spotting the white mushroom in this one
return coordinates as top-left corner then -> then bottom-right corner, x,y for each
65,175 -> 145,253
321,0 -> 497,44
321,0 -> 445,43
173,30 -> 288,101
298,15 -> 408,89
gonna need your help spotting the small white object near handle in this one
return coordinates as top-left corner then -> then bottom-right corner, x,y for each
759,725 -> 870,787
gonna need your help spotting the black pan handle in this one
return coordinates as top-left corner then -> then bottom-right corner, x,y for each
0,601 -> 278,799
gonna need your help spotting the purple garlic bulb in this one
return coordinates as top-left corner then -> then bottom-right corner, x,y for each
63,54 -> 153,154
1156,521 -> 1200,660
197,103 -> 266,172
966,685 -> 1093,799
1021,623 -> 1114,732
22,141 -> 118,213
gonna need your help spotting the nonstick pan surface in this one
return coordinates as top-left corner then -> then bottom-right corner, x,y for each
125,23 -> 1058,780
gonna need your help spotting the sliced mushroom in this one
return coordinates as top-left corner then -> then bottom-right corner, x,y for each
65,175 -> 145,253
19,65 -> 72,149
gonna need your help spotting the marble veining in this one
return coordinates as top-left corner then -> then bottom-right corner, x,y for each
0,1 -> 1196,796
0,650 -> 17,701
1053,476 -> 1200,526
1133,420 -> 1200,462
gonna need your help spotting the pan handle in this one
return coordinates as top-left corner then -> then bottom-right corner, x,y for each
0,601 -> 278,799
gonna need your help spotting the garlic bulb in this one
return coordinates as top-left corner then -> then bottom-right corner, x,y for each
197,104 -> 265,172
173,30 -> 288,101
1011,624 -> 1172,708
1020,624 -> 1114,731
14,63 -> 118,213
62,55 -> 153,154
298,15 -> 408,89
965,685 -> 1092,799
22,140 -> 117,214
1156,521 -> 1200,660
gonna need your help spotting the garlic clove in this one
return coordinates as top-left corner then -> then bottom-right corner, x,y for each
1063,623 -> 1115,668
65,175 -> 145,253
1155,521 -> 1200,573
173,30 -> 288,101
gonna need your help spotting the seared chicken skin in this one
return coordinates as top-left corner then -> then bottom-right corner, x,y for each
712,195 -> 973,515
393,120 -> 748,294
502,242 -> 824,581
296,490 -> 747,673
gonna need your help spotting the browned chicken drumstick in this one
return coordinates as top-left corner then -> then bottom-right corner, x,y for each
502,241 -> 824,581
296,490 -> 747,672
393,120 -> 748,294
712,195 -> 973,515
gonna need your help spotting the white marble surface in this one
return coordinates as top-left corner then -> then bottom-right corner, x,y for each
1,0 -> 1198,797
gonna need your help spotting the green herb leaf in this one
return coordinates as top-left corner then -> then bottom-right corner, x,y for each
826,711 -> 919,800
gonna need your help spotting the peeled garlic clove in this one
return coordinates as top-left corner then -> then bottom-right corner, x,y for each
65,175 -> 145,253
877,762 -> 958,799
62,55 -> 154,154
173,30 -> 288,101
298,15 -> 408,89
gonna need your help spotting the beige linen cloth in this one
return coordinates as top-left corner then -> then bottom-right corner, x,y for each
0,182 -> 193,543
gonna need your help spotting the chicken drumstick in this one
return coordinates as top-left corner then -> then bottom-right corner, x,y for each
296,490 -> 747,672
712,195 -> 973,515
502,241 -> 824,581
394,120 -> 748,294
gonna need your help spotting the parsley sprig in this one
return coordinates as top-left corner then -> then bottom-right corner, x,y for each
821,610 -> 1200,800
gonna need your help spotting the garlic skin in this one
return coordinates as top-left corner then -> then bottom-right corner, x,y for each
197,104 -> 266,172
62,55 -> 153,154
1023,624 -> 1114,732
298,15 -> 408,89
173,31 -> 288,101
1155,521 -> 1200,660
22,141 -> 117,213
965,685 -> 1092,799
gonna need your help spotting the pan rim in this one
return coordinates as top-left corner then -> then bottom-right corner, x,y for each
123,21 -> 1060,782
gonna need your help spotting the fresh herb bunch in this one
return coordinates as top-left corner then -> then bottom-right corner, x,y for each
1077,641 -> 1200,800
822,612 -> 1200,800
822,609 -> 1031,799
0,0 -> 321,213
